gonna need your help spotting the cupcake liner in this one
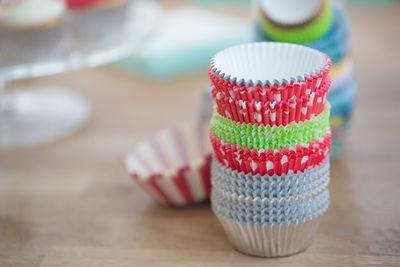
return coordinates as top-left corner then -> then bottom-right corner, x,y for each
211,102 -> 330,150
258,0 -> 333,43
214,210 -> 324,257
211,189 -> 329,221
212,157 -> 329,189
210,130 -> 331,176
212,157 -> 330,197
211,180 -> 329,210
209,42 -> 331,103
125,123 -> 212,207
212,76 -> 331,126
258,0 -> 324,28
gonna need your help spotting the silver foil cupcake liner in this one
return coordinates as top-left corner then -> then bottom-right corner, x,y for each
215,211 -> 323,257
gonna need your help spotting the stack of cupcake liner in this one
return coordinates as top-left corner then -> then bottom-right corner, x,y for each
208,42 -> 332,257
255,0 -> 356,160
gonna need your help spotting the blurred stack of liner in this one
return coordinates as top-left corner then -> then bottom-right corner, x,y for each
255,0 -> 356,159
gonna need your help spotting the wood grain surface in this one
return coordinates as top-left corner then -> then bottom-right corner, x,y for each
1,4 -> 400,267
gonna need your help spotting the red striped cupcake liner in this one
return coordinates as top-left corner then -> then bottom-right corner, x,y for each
210,130 -> 331,176
125,123 -> 212,207
209,55 -> 331,104
213,76 -> 331,126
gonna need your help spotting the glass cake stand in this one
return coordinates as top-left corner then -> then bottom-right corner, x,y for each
0,0 -> 161,149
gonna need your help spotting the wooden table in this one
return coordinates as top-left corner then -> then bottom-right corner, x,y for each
1,4 -> 400,266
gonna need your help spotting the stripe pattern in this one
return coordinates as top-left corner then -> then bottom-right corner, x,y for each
125,123 -> 212,207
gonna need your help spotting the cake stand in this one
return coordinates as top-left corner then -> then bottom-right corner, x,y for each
0,0 -> 161,149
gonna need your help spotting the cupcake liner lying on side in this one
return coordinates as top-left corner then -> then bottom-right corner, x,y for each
125,123 -> 212,207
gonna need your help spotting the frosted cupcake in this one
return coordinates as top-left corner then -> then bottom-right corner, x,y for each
66,0 -> 130,51
0,0 -> 66,65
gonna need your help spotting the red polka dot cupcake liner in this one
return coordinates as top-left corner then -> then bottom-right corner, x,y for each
212,76 -> 331,126
210,130 -> 331,176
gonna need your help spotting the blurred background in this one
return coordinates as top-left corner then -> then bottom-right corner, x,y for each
1,0 -> 400,265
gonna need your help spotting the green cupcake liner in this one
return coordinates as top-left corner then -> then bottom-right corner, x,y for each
210,103 -> 331,150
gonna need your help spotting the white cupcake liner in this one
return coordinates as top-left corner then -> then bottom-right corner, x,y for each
125,122 -> 212,207
210,42 -> 329,87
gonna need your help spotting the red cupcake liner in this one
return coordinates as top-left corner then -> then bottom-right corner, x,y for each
125,123 -> 212,207
213,76 -> 331,126
209,55 -> 331,104
210,130 -> 331,176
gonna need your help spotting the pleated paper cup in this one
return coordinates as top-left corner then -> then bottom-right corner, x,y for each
209,42 -> 331,103
125,123 -> 212,207
215,211 -> 324,257
210,130 -> 331,176
212,77 -> 330,126
211,157 -> 330,198
211,188 -> 330,223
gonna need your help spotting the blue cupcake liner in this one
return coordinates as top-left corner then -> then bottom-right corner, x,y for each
211,190 -> 330,226
211,158 -> 330,199
211,181 -> 329,209
211,188 -> 329,213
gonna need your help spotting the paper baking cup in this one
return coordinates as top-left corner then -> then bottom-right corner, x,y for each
125,123 -> 212,207
211,189 -> 329,222
213,199 -> 328,257
210,130 -> 331,176
209,43 -> 331,102
212,157 -> 330,197
259,0 -> 323,28
212,180 -> 329,212
212,157 -> 329,189
258,0 -> 333,44
211,102 -> 330,151
212,77 -> 330,126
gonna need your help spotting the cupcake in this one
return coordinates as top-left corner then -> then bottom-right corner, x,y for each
0,0 -> 66,65
66,0 -> 130,51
